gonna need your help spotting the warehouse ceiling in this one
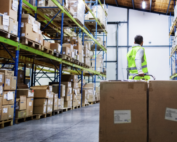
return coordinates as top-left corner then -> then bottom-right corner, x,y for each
105,0 -> 175,15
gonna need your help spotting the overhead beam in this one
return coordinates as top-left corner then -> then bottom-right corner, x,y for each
150,0 -> 152,11
166,0 -> 172,14
132,0 -> 134,9
115,0 -> 118,6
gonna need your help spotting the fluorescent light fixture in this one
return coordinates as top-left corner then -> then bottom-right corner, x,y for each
142,1 -> 146,9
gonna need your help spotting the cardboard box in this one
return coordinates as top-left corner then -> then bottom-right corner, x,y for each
17,89 -> 34,98
0,70 -> 14,76
72,83 -> 78,89
31,85 -> 52,92
16,110 -> 26,118
84,57 -> 90,67
50,43 -> 61,53
47,105 -> 52,113
16,96 -> 26,110
1,105 -> 8,120
0,0 -> 18,21
64,101 -> 72,108
43,40 -> 50,49
10,76 -> 17,90
52,84 -> 66,97
9,18 -> 18,36
26,98 -> 33,116
22,14 -> 35,26
17,70 -> 24,83
0,72 -> 4,85
33,89 -> 53,98
62,46 -> 71,56
53,94 -> 58,111
33,106 -> 46,114
72,100 -> 78,107
34,99 -> 47,106
0,97 -> 2,107
0,13 -> 9,32
21,23 -> 39,43
99,81 -> 147,142
0,84 -> 3,96
61,82 -> 71,88
58,98 -> 64,109
61,75 -> 78,83
149,81 -> 177,142
8,105 -> 14,119
2,91 -> 15,105
47,98 -> 53,106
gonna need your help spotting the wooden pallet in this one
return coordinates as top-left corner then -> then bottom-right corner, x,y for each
21,37 -> 42,50
62,107 -> 72,112
60,55 -> 71,61
96,101 -> 100,103
34,113 -> 52,120
15,115 -> 34,124
72,105 -> 81,110
0,119 -> 13,129
89,101 -> 96,105
41,46 -> 54,55
0,29 -> 19,42
52,109 -> 63,115
82,103 -> 89,107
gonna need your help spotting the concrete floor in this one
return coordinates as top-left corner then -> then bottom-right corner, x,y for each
0,104 -> 100,142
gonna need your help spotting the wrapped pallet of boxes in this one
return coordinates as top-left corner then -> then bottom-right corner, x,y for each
84,42 -> 91,67
62,43 -> 72,57
83,83 -> 95,103
91,54 -> 103,72
61,82 -> 72,108
53,94 -> 58,111
17,89 -> 34,117
0,0 -> 18,21
31,85 -> 53,114
58,98 -> 64,109
99,81 -> 147,142
16,95 -> 26,119
148,81 -> 177,142
82,90 -> 89,107
68,0 -> 85,25
0,70 -> 16,91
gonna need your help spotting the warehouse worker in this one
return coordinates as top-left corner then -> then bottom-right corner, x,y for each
127,35 -> 150,80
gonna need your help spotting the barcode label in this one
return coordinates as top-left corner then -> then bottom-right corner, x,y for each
165,108 -> 177,122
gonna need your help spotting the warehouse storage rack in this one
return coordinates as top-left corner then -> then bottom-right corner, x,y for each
0,0 -> 107,124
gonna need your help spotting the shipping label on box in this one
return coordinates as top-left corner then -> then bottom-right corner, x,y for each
165,108 -> 177,122
114,110 -> 131,124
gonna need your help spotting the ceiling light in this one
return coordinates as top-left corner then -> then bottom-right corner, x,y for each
142,1 -> 146,9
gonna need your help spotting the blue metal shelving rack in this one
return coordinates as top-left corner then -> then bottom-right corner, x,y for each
8,0 -> 108,123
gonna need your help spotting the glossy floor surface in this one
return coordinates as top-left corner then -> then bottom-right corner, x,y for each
0,103 -> 100,142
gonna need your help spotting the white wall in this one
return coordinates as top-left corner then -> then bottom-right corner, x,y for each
106,6 -> 170,80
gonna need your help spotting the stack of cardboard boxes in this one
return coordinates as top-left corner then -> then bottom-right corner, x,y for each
16,89 -> 34,118
83,83 -> 95,103
61,75 -> 81,108
61,82 -> 72,108
21,14 -> 43,45
84,41 -> 91,67
95,87 -> 100,101
31,86 -> 53,114
0,0 -> 18,37
91,54 -> 104,72
0,70 -> 16,121
52,84 -> 65,110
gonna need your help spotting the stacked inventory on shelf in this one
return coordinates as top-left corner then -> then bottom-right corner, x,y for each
0,0 -> 107,125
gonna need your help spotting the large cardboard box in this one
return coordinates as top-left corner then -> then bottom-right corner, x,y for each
0,0 -> 18,21
33,89 -> 53,98
8,105 -> 14,119
34,99 -> 47,106
33,105 -> 46,114
53,94 -> 58,111
21,14 -> 35,25
0,72 -> 4,85
0,70 -> 14,76
17,89 -> 34,98
61,82 -> 72,88
58,98 -> 64,109
149,81 -> 177,142
62,46 -> 71,56
99,81 -> 147,142
64,101 -> 72,108
72,83 -> 78,89
0,14 -> 9,32
9,18 -> 18,36
52,84 -> 65,97
43,40 -> 50,49
50,43 -> 61,53
61,75 -> 78,83
47,105 -> 52,113
47,98 -> 53,106
26,98 -> 33,116
2,91 -> 15,105
1,105 -> 8,120
16,110 -> 26,118
31,85 -> 52,92
16,96 -> 26,110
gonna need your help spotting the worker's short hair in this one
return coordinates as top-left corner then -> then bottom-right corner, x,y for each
135,35 -> 143,44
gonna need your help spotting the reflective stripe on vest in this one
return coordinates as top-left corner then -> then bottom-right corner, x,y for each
128,65 -> 147,71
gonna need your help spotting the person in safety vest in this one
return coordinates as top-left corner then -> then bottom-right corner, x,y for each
127,35 -> 150,80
